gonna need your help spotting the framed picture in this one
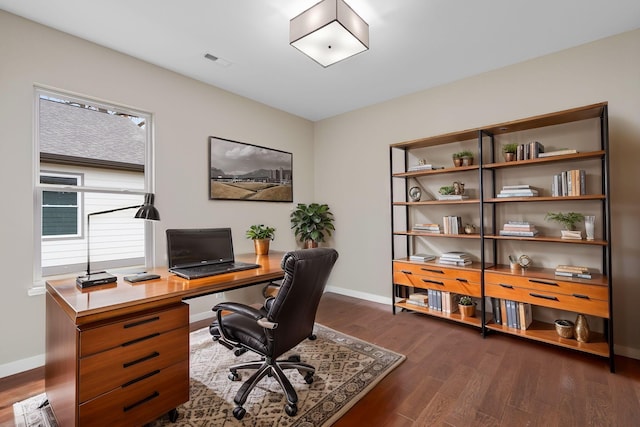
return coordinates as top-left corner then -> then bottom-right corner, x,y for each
209,136 -> 293,202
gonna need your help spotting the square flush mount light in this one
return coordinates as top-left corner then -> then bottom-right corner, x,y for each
290,0 -> 369,67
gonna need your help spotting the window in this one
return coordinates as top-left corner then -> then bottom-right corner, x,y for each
34,88 -> 153,279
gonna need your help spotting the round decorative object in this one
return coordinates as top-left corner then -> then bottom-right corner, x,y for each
408,186 -> 421,202
554,319 -> 574,338
574,314 -> 590,343
518,254 -> 532,269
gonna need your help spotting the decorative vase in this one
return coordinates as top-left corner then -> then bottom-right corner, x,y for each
461,156 -> 473,166
554,319 -> 574,339
304,240 -> 318,249
458,304 -> 475,318
503,152 -> 515,162
574,314 -> 590,343
453,157 -> 463,167
253,239 -> 270,255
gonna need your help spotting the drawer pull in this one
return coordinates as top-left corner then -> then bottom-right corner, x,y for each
123,351 -> 160,368
529,279 -> 559,286
456,278 -> 468,283
499,284 -> 514,289
572,293 -> 590,300
123,391 -> 160,412
422,279 -> 444,286
122,332 -> 160,347
122,369 -> 160,388
124,316 -> 160,329
400,270 -> 413,275
529,293 -> 559,301
421,268 -> 444,274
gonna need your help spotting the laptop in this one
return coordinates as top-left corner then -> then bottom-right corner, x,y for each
166,228 -> 260,279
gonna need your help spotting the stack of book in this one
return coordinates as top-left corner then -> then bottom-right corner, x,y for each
497,184 -> 539,198
405,292 -> 429,308
407,164 -> 444,172
438,251 -> 472,266
554,265 -> 592,279
561,230 -> 583,240
499,221 -> 539,237
427,289 -> 441,311
551,169 -> 585,197
437,194 -> 469,200
515,141 -> 545,160
409,253 -> 436,262
538,148 -> 577,158
442,216 -> 462,234
495,299 -> 533,330
412,223 -> 442,234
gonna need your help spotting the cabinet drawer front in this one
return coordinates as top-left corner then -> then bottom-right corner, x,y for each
80,303 -> 188,357
484,272 -> 608,301
485,283 -> 608,318
394,262 -> 481,282
406,275 -> 481,298
79,360 -> 189,426
79,327 -> 188,402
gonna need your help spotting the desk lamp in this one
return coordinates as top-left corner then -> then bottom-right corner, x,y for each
76,193 -> 160,288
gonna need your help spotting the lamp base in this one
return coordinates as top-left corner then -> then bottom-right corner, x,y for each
76,272 -> 117,288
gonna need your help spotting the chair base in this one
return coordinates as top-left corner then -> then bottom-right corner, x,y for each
228,355 -> 315,420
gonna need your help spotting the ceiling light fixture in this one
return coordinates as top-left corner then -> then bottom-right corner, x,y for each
290,0 -> 369,67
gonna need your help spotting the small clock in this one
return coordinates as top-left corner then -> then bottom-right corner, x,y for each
518,254 -> 532,269
408,186 -> 421,202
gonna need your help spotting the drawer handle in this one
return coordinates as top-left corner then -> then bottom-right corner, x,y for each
529,279 -> 559,286
124,316 -> 160,329
122,369 -> 160,388
456,278 -> 468,283
499,283 -> 514,289
529,293 -> 559,301
122,332 -> 160,347
421,268 -> 444,274
400,270 -> 413,275
572,293 -> 590,300
422,279 -> 444,286
123,351 -> 160,368
123,391 -> 160,412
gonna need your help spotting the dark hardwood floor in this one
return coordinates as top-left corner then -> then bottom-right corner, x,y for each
2,292 -> 639,426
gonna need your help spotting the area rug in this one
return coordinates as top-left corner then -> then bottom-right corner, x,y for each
14,324 -> 405,427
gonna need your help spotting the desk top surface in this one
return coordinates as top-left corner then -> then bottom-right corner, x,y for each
46,252 -> 286,324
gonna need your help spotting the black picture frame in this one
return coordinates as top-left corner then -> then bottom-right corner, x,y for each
209,136 -> 293,202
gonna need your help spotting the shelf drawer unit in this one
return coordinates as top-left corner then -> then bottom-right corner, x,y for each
394,261 -> 481,297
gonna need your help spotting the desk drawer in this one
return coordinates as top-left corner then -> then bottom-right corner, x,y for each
80,303 -> 188,357
485,283 -> 608,318
484,272 -> 608,302
79,326 -> 188,402
394,261 -> 481,282
405,274 -> 481,298
79,359 -> 189,426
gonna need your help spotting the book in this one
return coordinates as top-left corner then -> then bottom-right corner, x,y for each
538,149 -> 578,158
499,230 -> 539,237
497,190 -> 539,197
405,299 -> 429,308
491,298 -> 502,325
518,303 -> 533,330
502,224 -> 537,231
409,253 -> 436,262
440,251 -> 470,259
408,293 -> 429,304
499,187 -> 538,194
555,264 -> 590,273
500,299 -> 508,327
437,194 -> 469,200
555,271 -> 593,279
502,184 -> 532,190
561,230 -> 582,239
438,258 -> 472,266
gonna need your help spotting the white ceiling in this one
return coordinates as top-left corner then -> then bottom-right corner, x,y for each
2,1 -> 639,121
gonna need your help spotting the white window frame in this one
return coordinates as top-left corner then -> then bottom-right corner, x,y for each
33,86 -> 155,289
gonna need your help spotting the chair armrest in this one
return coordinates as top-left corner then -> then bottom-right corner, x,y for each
212,302 -> 263,321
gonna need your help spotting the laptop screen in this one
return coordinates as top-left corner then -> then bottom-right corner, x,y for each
166,228 -> 235,269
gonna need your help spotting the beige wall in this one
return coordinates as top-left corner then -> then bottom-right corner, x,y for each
315,28 -> 640,358
0,10 -> 314,376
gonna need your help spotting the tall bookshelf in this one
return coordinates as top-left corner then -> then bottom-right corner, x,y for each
389,102 -> 613,371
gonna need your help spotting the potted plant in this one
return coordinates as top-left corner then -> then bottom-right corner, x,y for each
452,152 -> 463,167
502,143 -> 518,162
545,211 -> 584,239
458,295 -> 476,318
456,150 -> 474,166
290,203 -> 335,248
246,224 -> 275,255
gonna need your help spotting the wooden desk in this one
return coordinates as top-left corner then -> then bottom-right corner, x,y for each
45,252 -> 285,427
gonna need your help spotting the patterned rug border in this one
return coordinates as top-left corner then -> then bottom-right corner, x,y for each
13,323 -> 405,427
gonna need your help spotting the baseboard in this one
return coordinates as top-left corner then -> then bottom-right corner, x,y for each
0,354 -> 44,379
324,285 -> 392,306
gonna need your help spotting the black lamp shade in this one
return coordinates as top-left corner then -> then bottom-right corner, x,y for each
135,193 -> 160,221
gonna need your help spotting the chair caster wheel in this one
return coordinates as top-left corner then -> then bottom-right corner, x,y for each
285,403 -> 298,416
228,371 -> 240,381
233,406 -> 246,420
287,355 -> 301,363
304,373 -> 314,384
308,333 -> 317,340
234,348 -> 247,357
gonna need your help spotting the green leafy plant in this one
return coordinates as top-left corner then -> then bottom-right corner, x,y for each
245,224 -> 275,240
502,143 -> 518,154
439,185 -> 455,195
458,295 -> 474,306
290,203 -> 335,244
545,212 -> 585,230
454,150 -> 474,158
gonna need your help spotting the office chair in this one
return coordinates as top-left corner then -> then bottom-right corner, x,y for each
210,248 -> 339,420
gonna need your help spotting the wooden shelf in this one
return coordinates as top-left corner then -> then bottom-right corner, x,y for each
395,301 -> 488,328
485,235 -> 608,246
393,199 -> 480,206
486,320 -> 609,357
395,231 -> 482,239
483,150 -> 605,169
485,194 -> 605,203
392,165 -> 478,177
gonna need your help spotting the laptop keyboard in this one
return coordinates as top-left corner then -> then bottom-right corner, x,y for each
172,262 -> 259,279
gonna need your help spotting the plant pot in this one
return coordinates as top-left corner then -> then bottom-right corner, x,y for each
304,240 -> 318,249
253,239 -> 270,255
503,152 -> 515,162
458,304 -> 475,318
461,156 -> 473,166
554,319 -> 574,338
452,157 -> 463,167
